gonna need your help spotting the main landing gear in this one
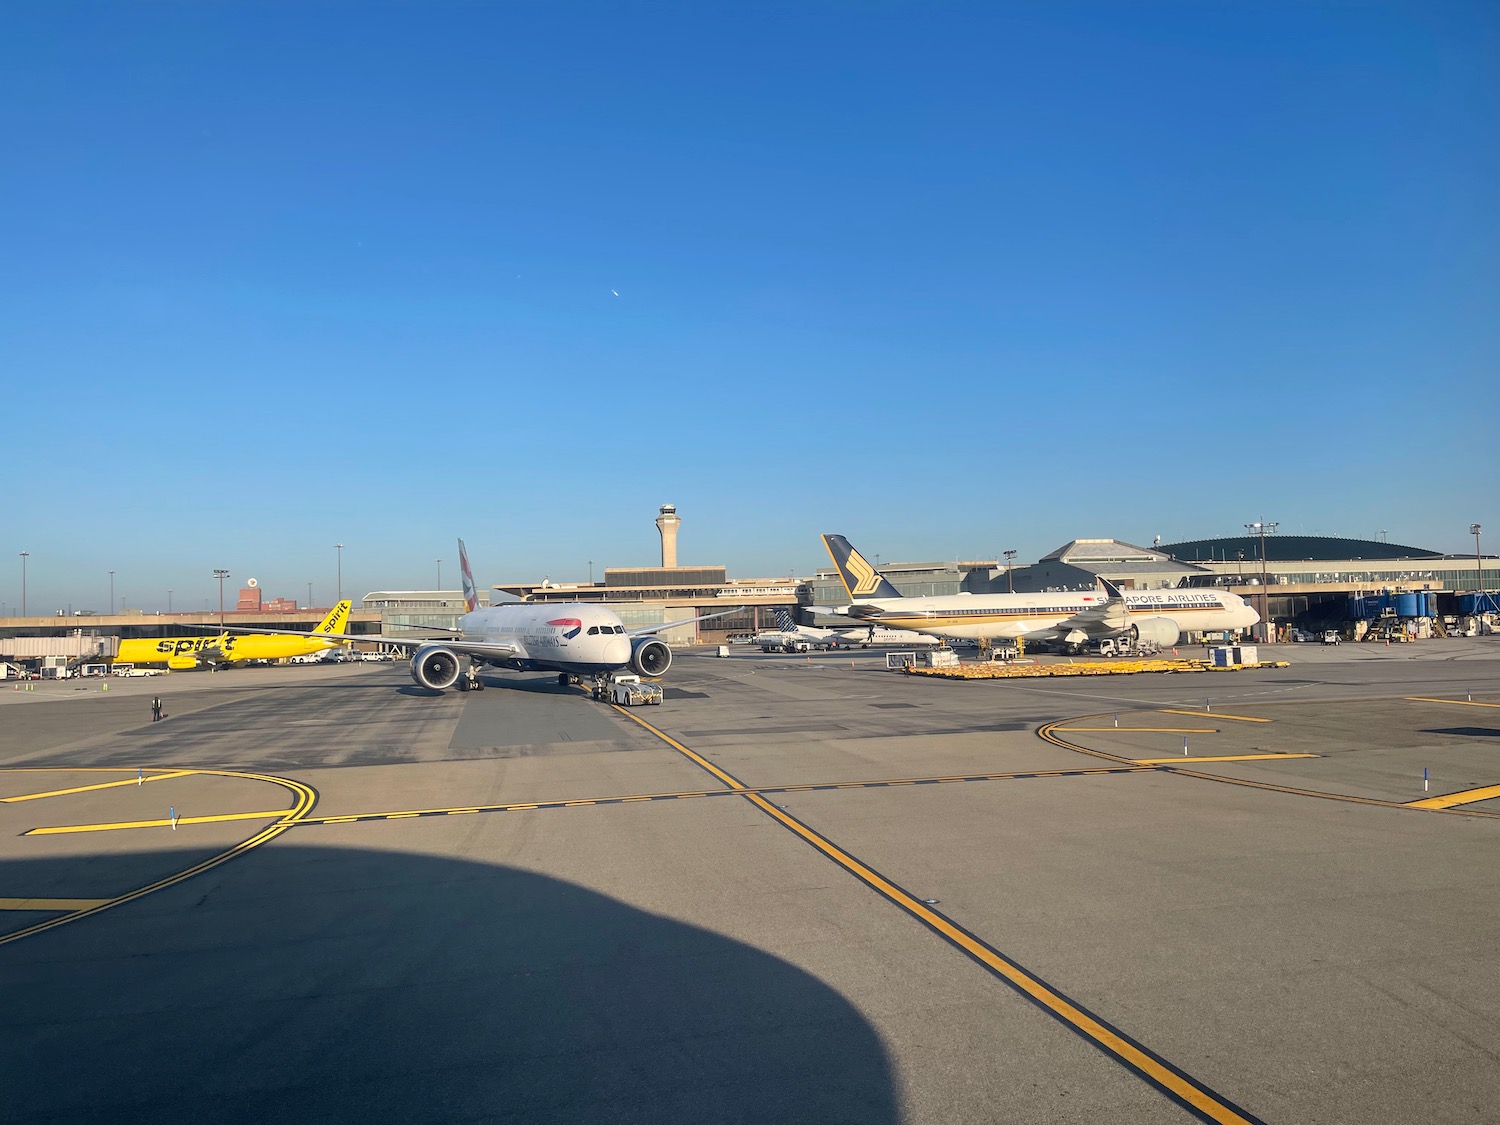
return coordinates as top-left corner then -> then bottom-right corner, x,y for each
456,663 -> 485,692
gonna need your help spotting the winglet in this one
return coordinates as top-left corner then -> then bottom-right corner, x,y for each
822,535 -> 904,601
459,538 -> 479,613
1098,576 -> 1125,601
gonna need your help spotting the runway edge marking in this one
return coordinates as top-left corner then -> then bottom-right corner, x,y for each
614,706 -> 1265,1125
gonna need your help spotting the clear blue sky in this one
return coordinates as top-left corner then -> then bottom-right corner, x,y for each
3,2 -> 1496,613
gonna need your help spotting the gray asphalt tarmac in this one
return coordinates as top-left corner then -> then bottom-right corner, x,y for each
2,641 -> 1499,1124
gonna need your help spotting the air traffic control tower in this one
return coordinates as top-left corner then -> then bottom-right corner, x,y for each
656,504 -> 682,568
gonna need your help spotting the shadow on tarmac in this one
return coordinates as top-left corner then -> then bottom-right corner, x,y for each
1421,726 -> 1500,738
2,846 -> 898,1125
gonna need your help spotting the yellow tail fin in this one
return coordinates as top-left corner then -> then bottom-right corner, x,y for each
315,600 -> 352,636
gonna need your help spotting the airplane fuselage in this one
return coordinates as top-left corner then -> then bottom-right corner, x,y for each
848,589 -> 1259,643
116,633 -> 342,668
458,603 -> 634,674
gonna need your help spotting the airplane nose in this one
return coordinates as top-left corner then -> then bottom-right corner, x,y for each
605,636 -> 631,665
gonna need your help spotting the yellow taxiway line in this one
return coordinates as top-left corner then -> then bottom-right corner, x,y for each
1405,696 -> 1500,709
1056,732 -> 1218,741
25,810 -> 291,836
1131,754 -> 1318,766
1406,784 -> 1500,811
617,707 -> 1263,1125
1,770 -> 193,803
1160,709 -> 1270,723
0,767 -> 317,947
0,897 -> 112,912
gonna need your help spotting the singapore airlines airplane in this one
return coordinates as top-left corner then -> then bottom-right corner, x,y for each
194,540 -> 738,694
822,534 -> 1259,651
115,602 -> 352,669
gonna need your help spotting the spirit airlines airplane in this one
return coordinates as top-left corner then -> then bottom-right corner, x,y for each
116,602 -> 352,670
822,534 -> 1259,651
193,540 -> 739,694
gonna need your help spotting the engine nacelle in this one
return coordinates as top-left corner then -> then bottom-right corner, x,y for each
630,637 -> 672,678
410,644 -> 463,691
1130,617 -> 1181,647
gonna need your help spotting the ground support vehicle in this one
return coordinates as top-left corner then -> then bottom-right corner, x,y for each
608,674 -> 663,706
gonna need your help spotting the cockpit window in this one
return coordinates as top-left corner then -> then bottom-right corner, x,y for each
613,625 -> 626,634
587,626 -> 599,635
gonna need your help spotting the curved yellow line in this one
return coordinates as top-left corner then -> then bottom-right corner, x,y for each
0,767 -> 317,947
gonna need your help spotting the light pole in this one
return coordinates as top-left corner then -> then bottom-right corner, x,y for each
588,560 -> 594,584
1472,524 -> 1484,594
336,543 -> 344,601
168,590 -> 173,614
109,570 -> 115,615
436,559 -> 442,589
19,551 -> 28,617
213,569 -> 230,626
307,581 -> 313,609
1003,549 -> 1017,593
1245,520 -> 1278,641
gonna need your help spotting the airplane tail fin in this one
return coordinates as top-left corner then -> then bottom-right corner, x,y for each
773,608 -> 798,632
822,535 -> 904,601
315,600 -> 352,636
459,538 -> 479,612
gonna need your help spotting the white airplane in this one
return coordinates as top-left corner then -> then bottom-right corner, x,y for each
753,608 -> 940,651
822,534 -> 1259,652
192,539 -> 740,694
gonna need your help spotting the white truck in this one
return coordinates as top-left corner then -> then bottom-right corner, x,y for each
608,675 -> 663,706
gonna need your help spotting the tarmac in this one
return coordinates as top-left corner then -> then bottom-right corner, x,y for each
2,640 -> 1499,1124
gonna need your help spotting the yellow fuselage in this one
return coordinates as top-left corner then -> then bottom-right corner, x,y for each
116,633 -> 339,669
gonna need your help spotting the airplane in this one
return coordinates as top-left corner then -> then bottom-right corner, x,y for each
751,608 -> 941,652
185,539 -> 741,694
750,608 -> 846,652
115,602 -> 353,670
821,534 -> 1259,652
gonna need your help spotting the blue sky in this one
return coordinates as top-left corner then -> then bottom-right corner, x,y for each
3,2 -> 1496,612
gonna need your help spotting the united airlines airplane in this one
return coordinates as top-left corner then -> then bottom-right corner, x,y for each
822,534 -> 1259,651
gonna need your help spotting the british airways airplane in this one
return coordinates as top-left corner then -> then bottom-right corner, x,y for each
822,534 -> 1259,651
198,540 -> 738,695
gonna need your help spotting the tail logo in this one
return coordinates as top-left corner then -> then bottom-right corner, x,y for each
458,538 -> 479,613
317,601 -> 351,635
548,617 -> 583,639
846,550 -> 884,597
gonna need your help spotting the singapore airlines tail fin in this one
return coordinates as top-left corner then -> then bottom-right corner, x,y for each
822,535 -> 905,602
459,538 -> 479,612
315,601 -> 353,636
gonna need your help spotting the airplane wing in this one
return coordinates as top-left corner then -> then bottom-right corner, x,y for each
174,621 -> 461,647
1053,578 -> 1129,635
624,606 -> 746,638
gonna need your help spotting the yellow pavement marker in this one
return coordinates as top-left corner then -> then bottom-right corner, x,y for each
25,810 -> 288,836
1405,697 -> 1500,709
1407,784 -> 1500,810
0,897 -> 112,911
1,770 -> 193,803
1160,709 -> 1270,723
1132,753 -> 1317,765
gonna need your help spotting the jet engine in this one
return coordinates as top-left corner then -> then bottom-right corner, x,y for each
630,637 -> 672,677
1129,618 -> 1181,647
410,644 -> 463,691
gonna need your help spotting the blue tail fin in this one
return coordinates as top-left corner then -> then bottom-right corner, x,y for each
773,608 -> 799,632
821,535 -> 904,601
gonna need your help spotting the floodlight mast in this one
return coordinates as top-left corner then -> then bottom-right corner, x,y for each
1244,520 -> 1277,641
